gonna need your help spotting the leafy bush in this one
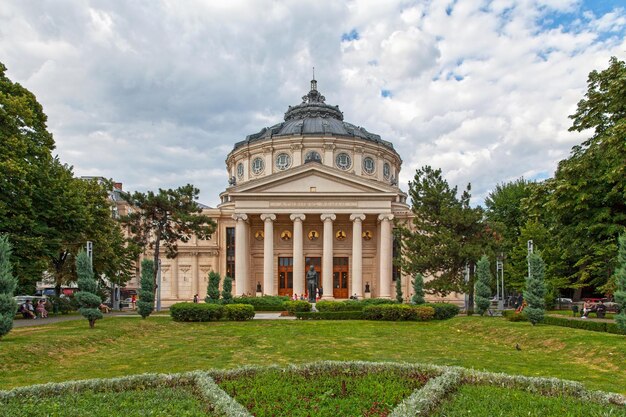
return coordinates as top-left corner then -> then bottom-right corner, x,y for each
363,304 -> 434,321
315,300 -> 363,312
428,303 -> 460,320
360,298 -> 397,306
295,311 -> 365,320
223,304 -> 255,321
503,310 -> 528,322
283,300 -> 311,314
170,303 -> 224,322
48,296 -> 76,315
233,296 -> 288,311
542,316 -> 625,335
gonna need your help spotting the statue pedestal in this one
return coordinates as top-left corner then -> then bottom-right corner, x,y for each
256,291 -> 263,297
364,292 -> 372,299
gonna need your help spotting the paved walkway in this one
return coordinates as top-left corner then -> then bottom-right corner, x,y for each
13,311 -> 295,328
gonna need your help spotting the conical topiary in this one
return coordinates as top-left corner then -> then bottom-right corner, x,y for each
524,252 -> 547,326
475,255 -> 492,316
75,249 -> 103,328
0,235 -> 18,339
138,259 -> 155,318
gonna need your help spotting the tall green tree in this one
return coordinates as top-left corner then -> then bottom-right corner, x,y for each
411,273 -> 425,305
398,166 -> 486,300
475,255 -> 492,316
0,235 -> 18,339
122,185 -> 216,300
614,234 -> 626,332
524,252 -> 547,326
542,57 -> 626,294
75,250 -> 103,328
138,259 -> 155,319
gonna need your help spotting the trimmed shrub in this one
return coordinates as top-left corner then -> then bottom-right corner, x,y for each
170,303 -> 224,322
475,255 -> 492,316
542,316 -> 625,335
283,300 -> 311,314
524,252 -> 547,325
395,277 -> 403,303
205,271 -> 221,304
221,276 -> 233,304
224,304 -> 255,321
315,300 -> 363,312
295,311 -> 365,320
75,250 -> 103,328
411,273 -> 425,305
0,235 -> 17,339
233,296 -> 288,311
429,303 -> 460,320
360,298 -> 397,306
138,259 -> 155,319
363,304 -> 434,321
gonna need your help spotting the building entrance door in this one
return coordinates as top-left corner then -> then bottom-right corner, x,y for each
333,257 -> 349,299
305,257 -> 321,297
278,257 -> 293,297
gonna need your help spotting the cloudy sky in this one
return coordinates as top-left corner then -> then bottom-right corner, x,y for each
1,0 -> 624,206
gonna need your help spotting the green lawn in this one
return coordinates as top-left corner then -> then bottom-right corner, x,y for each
0,387 -> 212,417
432,385 -> 624,417
1,316 -> 624,394
548,309 -> 617,320
216,367 -> 427,417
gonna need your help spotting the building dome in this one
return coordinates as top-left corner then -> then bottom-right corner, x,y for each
233,79 -> 394,151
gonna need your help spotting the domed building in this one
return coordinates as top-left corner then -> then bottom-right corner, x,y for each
136,79 -> 415,304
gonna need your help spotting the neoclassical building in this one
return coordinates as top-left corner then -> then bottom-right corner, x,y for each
124,79 -> 419,304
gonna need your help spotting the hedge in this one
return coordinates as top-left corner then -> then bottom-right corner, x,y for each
232,296 -> 288,311
503,310 -> 528,322
542,316 -> 625,335
424,303 -> 460,320
170,303 -> 224,322
283,300 -> 311,314
362,304 -> 435,321
315,300 -> 363,312
295,311 -> 365,320
224,304 -> 255,321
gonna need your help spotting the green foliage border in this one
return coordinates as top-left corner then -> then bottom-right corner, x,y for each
1,361 -> 623,417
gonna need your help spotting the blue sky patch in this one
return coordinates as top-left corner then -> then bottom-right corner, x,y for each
341,29 -> 360,42
381,89 -> 392,98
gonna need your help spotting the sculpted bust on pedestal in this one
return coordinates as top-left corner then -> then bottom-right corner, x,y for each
306,265 -> 318,303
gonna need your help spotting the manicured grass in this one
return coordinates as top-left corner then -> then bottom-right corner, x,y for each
216,367 -> 427,417
431,384 -> 625,417
0,387 -> 212,417
1,316 -> 624,394
549,310 -> 616,320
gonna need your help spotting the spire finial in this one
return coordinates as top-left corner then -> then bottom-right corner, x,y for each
310,67 -> 317,92
313,66 -> 315,80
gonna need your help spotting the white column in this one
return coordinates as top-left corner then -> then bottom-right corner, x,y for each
378,213 -> 394,299
320,213 -> 336,299
260,214 -> 276,295
233,213 -> 249,296
172,256 -> 179,300
290,213 -> 306,296
191,251 -> 199,298
350,214 -> 365,298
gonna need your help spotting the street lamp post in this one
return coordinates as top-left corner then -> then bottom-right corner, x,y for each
496,254 -> 504,310
527,240 -> 534,280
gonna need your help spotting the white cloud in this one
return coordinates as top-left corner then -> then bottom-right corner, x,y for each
0,0 -> 624,207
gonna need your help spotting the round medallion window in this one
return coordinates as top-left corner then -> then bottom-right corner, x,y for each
383,162 -> 391,180
236,163 -> 244,178
335,152 -> 352,170
275,153 -> 291,170
251,157 -> 265,175
363,157 -> 375,174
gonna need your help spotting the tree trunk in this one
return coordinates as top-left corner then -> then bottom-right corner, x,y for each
89,319 -> 95,329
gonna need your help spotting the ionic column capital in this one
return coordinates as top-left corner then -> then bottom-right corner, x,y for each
320,213 -> 336,222
349,213 -> 366,222
290,213 -> 306,222
232,213 -> 248,222
260,213 -> 276,222
378,213 -> 394,222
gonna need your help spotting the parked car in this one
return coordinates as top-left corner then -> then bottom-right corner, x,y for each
555,297 -> 573,304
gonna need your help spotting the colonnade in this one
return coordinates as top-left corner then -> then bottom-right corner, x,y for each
233,212 -> 394,299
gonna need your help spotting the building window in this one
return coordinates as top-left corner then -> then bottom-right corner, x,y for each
236,163 -> 244,178
392,230 -> 401,281
383,162 -> 391,180
226,227 -> 235,279
251,157 -> 265,174
335,152 -> 352,170
275,153 -> 291,170
363,156 -> 375,174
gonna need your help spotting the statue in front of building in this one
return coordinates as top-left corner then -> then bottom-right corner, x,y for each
306,265 -> 318,303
